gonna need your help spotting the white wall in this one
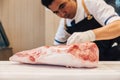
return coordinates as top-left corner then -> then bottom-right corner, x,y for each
0,0 -> 45,53
45,8 -> 60,45
0,0 -> 60,53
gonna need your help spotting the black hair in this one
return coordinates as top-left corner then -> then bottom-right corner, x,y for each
41,0 -> 54,8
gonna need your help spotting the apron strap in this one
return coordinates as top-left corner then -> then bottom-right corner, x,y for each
82,0 -> 93,20
64,0 -> 93,30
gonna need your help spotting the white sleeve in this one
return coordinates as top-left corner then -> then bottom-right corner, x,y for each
85,0 -> 120,25
54,18 -> 71,45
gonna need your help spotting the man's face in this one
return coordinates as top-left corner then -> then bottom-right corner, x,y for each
48,0 -> 77,19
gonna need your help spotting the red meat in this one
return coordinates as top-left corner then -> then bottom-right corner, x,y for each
9,42 -> 99,68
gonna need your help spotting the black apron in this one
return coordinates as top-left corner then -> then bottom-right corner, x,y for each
65,16 -> 120,61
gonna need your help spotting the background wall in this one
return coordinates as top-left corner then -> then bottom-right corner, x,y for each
0,0 -> 60,53
0,0 -> 3,19
45,9 -> 60,45
0,0 -> 45,53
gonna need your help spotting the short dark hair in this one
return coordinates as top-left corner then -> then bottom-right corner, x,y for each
41,0 -> 54,8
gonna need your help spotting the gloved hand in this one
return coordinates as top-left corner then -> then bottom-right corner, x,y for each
67,30 -> 96,45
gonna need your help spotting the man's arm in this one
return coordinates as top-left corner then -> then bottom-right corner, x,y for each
67,20 -> 120,45
54,19 -> 71,45
94,20 -> 120,40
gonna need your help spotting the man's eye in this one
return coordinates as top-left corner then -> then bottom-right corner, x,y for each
53,11 -> 59,14
60,4 -> 65,9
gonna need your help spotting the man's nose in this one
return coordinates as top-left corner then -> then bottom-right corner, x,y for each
59,10 -> 66,17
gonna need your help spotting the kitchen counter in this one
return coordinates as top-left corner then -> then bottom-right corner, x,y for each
0,61 -> 120,80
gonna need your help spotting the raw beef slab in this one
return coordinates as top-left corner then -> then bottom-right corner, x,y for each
9,42 -> 99,68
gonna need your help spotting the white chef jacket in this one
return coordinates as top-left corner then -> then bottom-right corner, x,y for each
54,0 -> 120,45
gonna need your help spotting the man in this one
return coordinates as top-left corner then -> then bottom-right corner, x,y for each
41,0 -> 120,60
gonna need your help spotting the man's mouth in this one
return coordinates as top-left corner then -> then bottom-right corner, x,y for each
64,14 -> 74,19
64,14 -> 68,18
64,14 -> 71,18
